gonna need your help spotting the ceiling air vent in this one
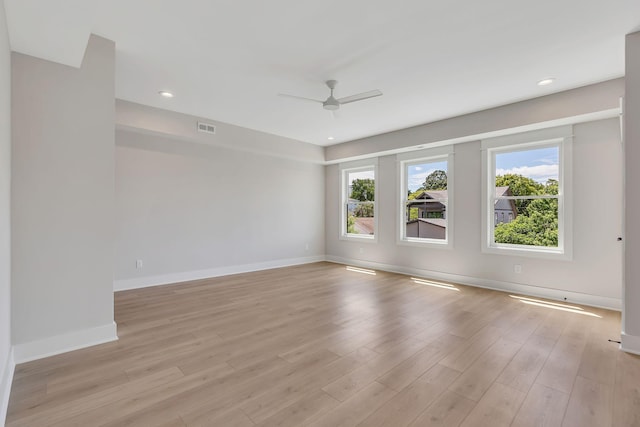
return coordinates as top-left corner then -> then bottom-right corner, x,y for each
197,122 -> 216,135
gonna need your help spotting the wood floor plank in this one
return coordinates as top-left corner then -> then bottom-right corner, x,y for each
306,381 -> 396,427
320,337 -> 427,402
495,333 -> 555,393
376,334 -> 464,392
577,332 -> 619,386
562,375 -> 613,427
458,382 -> 526,427
254,390 -> 339,427
407,390 -> 475,427
439,326 -> 503,372
358,363 -> 461,427
511,383 -> 569,427
448,337 -> 522,401
613,351 -> 640,427
535,320 -> 588,394
4,262 -> 634,427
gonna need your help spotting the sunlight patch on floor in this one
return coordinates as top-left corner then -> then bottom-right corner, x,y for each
411,277 -> 460,291
509,295 -> 602,318
346,266 -> 377,275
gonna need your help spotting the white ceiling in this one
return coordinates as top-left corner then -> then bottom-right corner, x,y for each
5,0 -> 640,146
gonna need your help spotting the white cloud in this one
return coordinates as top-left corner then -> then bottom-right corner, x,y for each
349,170 -> 374,183
408,168 -> 437,191
496,164 -> 558,183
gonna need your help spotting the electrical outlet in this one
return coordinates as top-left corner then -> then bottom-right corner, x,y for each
514,264 -> 522,274
136,259 -> 143,269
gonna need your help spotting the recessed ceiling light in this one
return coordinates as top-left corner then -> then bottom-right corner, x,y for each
537,78 -> 555,86
327,136 -> 335,141
158,90 -> 174,98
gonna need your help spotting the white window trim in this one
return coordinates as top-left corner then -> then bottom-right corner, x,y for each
481,126 -> 573,260
339,159 -> 379,242
397,146 -> 454,249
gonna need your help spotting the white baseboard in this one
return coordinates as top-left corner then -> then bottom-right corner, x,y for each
621,332 -> 640,355
0,347 -> 15,427
13,322 -> 118,364
114,255 -> 327,292
326,256 -> 622,311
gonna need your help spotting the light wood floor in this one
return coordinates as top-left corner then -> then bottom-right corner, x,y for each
6,262 -> 640,426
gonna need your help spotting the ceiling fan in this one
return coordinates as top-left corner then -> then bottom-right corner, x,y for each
279,80 -> 382,111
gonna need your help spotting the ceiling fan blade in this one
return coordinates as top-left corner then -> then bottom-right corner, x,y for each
278,93 -> 324,104
337,89 -> 382,105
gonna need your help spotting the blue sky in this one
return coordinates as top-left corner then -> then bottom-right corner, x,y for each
348,170 -> 375,183
407,160 -> 447,192
496,146 -> 559,183
354,146 -> 558,193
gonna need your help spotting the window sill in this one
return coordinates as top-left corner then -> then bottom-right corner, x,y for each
397,238 -> 452,250
482,244 -> 571,260
340,234 -> 378,243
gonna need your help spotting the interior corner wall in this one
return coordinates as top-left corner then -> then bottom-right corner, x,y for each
11,35 -> 117,362
0,0 -> 13,423
326,118 -> 623,309
114,129 -> 325,290
623,31 -> 640,354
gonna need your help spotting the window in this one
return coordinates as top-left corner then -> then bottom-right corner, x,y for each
340,162 -> 377,240
398,147 -> 453,246
482,126 -> 572,258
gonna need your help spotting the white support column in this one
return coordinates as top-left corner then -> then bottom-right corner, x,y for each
623,31 -> 640,355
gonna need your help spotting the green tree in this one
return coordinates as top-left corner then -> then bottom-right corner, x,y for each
495,174 -> 544,212
494,175 -> 559,247
351,179 -> 375,201
421,170 -> 447,190
494,202 -> 558,246
353,201 -> 374,217
544,179 -> 558,195
495,174 -> 544,196
347,214 -> 357,234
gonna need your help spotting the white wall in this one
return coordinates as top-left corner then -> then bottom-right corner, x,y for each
11,35 -> 116,361
624,32 -> 640,354
326,118 -> 623,309
116,100 -> 325,165
114,129 -> 325,289
325,78 -> 623,162
0,0 -> 12,423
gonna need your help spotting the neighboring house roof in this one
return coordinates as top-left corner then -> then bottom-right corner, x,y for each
407,218 -> 446,228
413,187 -> 511,201
354,217 -> 375,235
495,186 -> 510,197
494,186 -> 514,205
412,190 -> 447,200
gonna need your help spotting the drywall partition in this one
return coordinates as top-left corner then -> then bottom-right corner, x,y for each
11,35 -> 116,362
325,79 -> 623,163
326,118 -> 623,310
116,100 -> 325,164
623,32 -> 640,354
0,0 -> 13,423
114,119 -> 325,290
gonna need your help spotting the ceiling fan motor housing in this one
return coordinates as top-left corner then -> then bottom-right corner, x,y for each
323,97 -> 340,110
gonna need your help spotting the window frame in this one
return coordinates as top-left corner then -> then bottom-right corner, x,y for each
481,126 -> 573,259
397,147 -> 454,249
339,160 -> 378,242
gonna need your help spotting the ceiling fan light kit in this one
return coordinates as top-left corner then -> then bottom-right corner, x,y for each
279,80 -> 382,112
